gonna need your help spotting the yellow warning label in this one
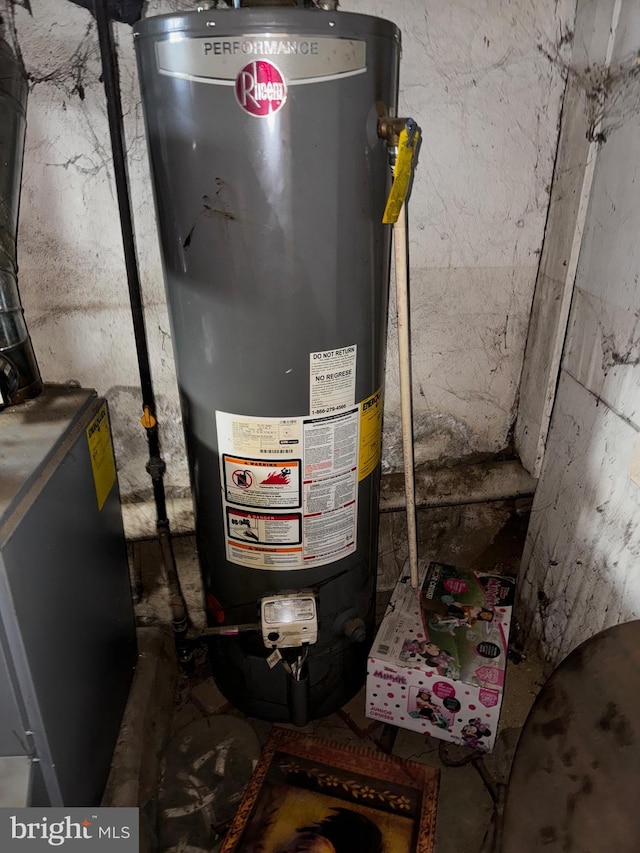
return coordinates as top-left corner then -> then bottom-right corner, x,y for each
86,403 -> 117,511
359,388 -> 383,481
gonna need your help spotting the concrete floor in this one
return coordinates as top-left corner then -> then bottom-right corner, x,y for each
122,499 -> 544,853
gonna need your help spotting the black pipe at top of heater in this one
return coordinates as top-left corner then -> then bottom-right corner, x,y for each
93,0 -> 166,522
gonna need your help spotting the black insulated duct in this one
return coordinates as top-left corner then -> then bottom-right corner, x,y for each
0,33 -> 42,408
66,0 -> 144,26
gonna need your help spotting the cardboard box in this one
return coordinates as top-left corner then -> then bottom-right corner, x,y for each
366,561 -> 515,752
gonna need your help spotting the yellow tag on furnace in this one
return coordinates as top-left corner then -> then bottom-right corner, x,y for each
359,388 -> 383,481
86,403 -> 117,510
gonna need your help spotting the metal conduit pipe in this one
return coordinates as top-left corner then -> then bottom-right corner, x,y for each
0,30 -> 43,408
93,1 -> 191,665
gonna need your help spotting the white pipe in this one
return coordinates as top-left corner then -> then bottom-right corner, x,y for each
394,202 -> 419,588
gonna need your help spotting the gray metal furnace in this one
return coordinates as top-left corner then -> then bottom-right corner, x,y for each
0,386 -> 137,805
135,6 -> 400,722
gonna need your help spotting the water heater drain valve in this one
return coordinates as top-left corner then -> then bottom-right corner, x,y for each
260,592 -> 318,649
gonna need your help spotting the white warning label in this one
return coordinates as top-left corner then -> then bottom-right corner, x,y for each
223,455 -> 301,509
227,542 -> 303,568
217,412 -> 301,457
303,409 -> 359,479
310,345 -> 357,416
216,408 -> 359,570
226,508 -> 301,545
303,469 -> 356,515
303,503 -> 357,565
301,408 -> 359,567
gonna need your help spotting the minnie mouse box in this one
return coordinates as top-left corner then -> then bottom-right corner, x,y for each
365,560 -> 515,752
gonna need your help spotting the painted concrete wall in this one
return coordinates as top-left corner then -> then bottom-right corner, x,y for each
344,0 -> 575,471
519,0 -> 640,668
515,0 -> 618,477
3,0 -> 573,534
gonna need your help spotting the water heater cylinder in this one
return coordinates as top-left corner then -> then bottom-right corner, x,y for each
135,7 -> 400,721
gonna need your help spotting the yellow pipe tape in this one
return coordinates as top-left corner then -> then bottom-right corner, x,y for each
382,126 -> 421,224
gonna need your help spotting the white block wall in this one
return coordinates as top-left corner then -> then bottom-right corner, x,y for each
3,0 -> 574,533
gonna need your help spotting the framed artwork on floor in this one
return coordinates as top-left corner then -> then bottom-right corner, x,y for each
220,727 -> 439,853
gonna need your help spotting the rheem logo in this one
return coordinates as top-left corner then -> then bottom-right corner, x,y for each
235,61 -> 286,117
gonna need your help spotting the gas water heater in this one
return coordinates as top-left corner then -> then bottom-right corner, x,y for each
135,3 -> 400,723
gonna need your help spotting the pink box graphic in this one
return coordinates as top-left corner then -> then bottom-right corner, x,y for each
365,561 -> 515,752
